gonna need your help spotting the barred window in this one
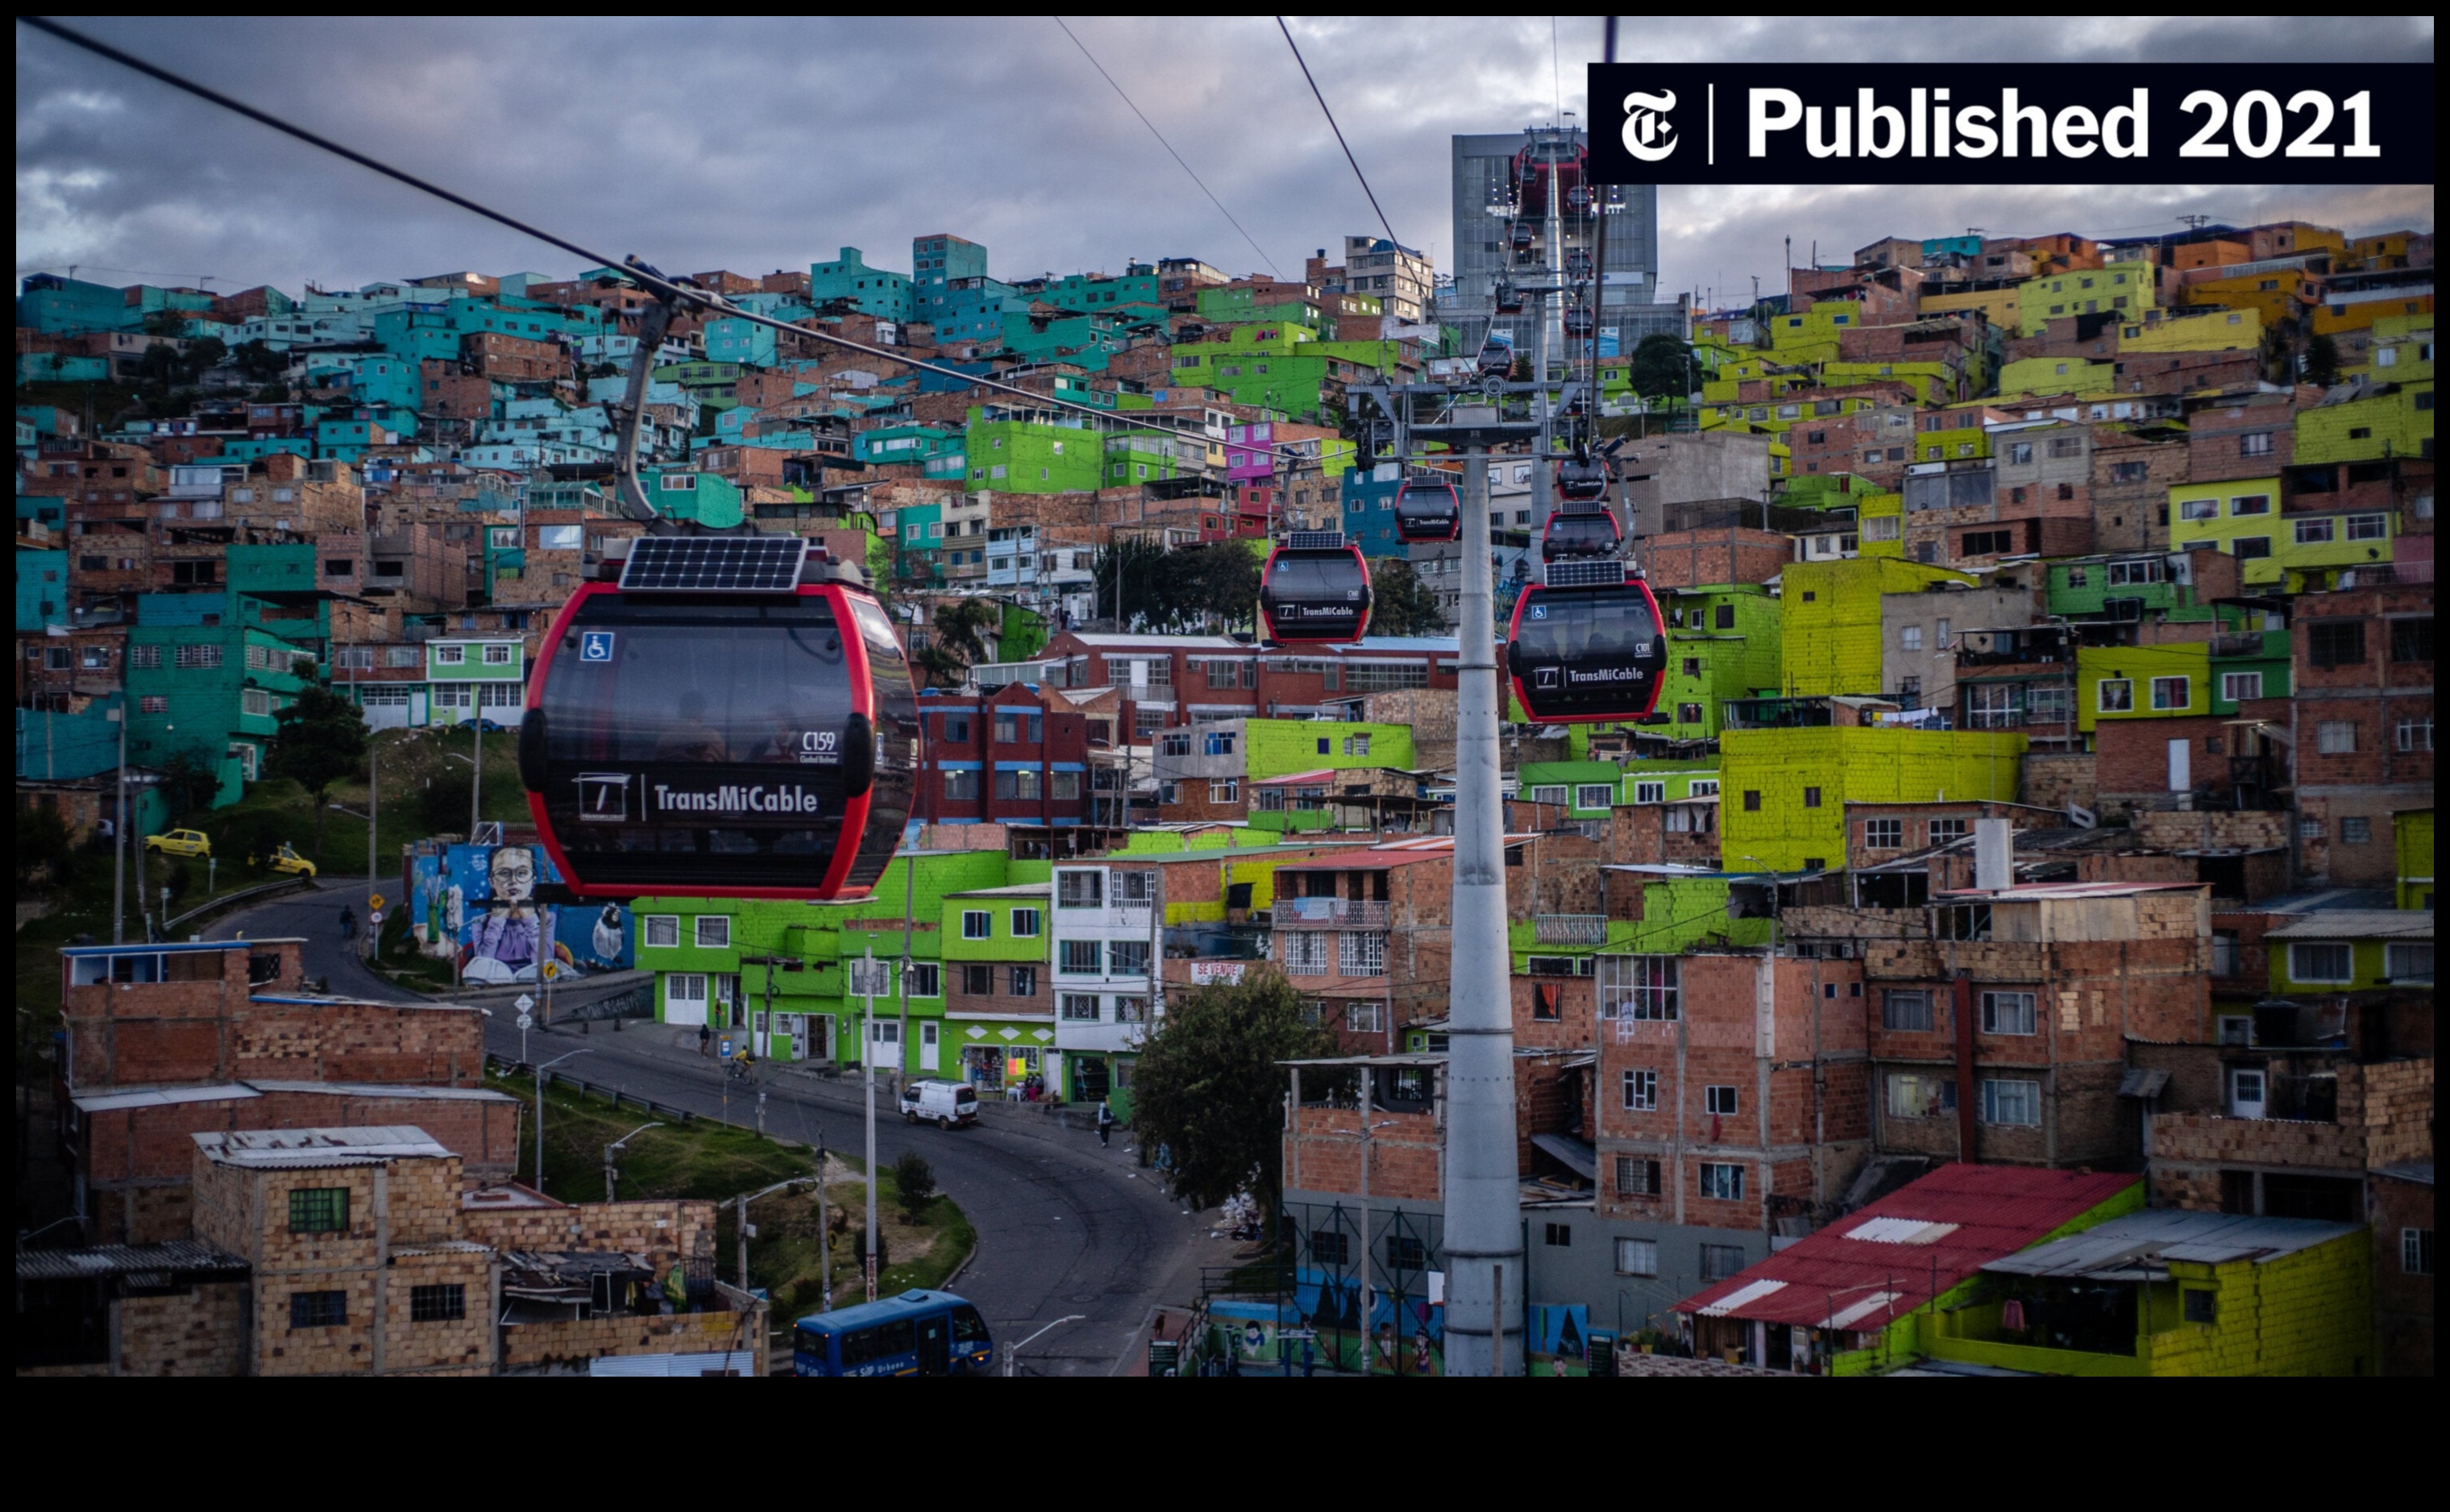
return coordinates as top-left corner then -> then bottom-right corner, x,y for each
1343,659 -> 1429,692
1339,932 -> 1386,975
289,1186 -> 349,1233
173,643 -> 222,669
1614,1158 -> 1661,1198
1600,956 -> 1679,1020
1061,994 -> 1101,1021
409,1283 -> 465,1323
1058,940 -> 1102,974
1107,940 -> 1149,976
1284,932 -> 1329,976
289,1290 -> 347,1328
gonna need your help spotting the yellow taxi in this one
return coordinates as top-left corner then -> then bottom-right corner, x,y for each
267,844 -> 318,879
143,829 -> 212,858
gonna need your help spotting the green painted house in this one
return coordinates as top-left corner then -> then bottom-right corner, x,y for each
1659,584 -> 1783,739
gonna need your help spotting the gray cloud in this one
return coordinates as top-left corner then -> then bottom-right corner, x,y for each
15,17 -> 2434,305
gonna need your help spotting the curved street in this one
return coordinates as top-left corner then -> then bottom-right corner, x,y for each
210,878 -> 1225,1375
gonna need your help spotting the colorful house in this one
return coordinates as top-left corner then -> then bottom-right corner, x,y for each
1719,725 -> 2026,873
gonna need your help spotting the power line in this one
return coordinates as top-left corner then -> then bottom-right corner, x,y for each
17,15 -> 1339,471
1051,17 -> 1278,279
1273,17 -> 1401,251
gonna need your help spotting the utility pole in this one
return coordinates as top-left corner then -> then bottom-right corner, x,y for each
1443,443 -> 1524,1376
858,945 -> 881,1302
366,741 -> 378,959
898,843 -> 914,1091
468,713 -> 482,841
532,1048 -> 590,1194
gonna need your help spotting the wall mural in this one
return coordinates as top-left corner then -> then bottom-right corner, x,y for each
409,841 -> 633,983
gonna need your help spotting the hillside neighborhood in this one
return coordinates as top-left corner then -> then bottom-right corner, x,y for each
15,115 -> 2435,1379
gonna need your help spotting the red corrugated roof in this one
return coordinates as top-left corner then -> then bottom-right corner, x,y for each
1673,1164 -> 2139,1329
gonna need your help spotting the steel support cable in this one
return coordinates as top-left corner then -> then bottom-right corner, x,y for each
1273,17 -> 1401,251
19,15 -> 1334,471
1052,16 -> 1279,279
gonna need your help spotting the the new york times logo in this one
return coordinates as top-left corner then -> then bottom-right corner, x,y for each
1621,89 -> 1678,162
1587,63 -> 2429,187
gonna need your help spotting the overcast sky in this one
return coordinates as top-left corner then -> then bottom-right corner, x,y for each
17,16 -> 2435,309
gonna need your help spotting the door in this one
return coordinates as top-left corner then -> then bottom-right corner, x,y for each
916,1312 -> 951,1377
869,1017 -> 899,1070
809,1014 -> 834,1062
664,973 -> 708,1027
920,1021 -> 940,1074
790,1016 -> 808,1060
2166,737 -> 2191,793
2228,1066 -> 2268,1119
714,974 -> 742,1028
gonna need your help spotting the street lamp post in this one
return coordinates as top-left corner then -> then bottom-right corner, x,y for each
603,1120 -> 660,1203
531,1048 -> 592,1194
1006,1314 -> 1086,1378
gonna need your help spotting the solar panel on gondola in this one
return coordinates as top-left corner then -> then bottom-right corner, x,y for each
619,534 -> 807,592
1506,561 -> 1666,725
521,536 -> 916,902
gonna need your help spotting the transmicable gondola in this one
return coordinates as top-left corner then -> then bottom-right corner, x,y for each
1506,560 -> 1667,724
1542,506 -> 1622,560
1555,453 -> 1611,504
1259,530 -> 1372,645
1393,478 -> 1461,543
519,534 -> 916,901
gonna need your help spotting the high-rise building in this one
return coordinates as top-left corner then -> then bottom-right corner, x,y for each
1447,127 -> 1683,361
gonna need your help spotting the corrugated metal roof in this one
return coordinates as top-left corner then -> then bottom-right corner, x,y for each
195,1125 -> 455,1168
18,1240 -> 247,1281
2265,911 -> 2431,941
1982,1210 -> 2361,1280
73,1083 -> 260,1113
1673,1165 -> 2140,1327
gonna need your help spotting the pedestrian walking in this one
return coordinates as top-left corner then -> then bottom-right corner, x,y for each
338,904 -> 356,941
698,1022 -> 712,1058
1096,1096 -> 1115,1149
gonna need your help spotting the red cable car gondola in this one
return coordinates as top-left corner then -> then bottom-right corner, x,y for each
1493,279 -> 1524,315
519,534 -> 916,901
1509,221 -> 1535,255
1555,454 -> 1610,505
1543,506 -> 1622,559
1259,531 -> 1372,645
1506,561 -> 1667,725
1394,479 -> 1461,543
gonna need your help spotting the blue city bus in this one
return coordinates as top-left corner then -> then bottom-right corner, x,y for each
793,1289 -> 994,1377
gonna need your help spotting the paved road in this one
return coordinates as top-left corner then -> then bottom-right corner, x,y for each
213,879 -> 1227,1376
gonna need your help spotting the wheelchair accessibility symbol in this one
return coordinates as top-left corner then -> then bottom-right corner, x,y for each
1530,604 -> 1548,620
579,631 -> 616,663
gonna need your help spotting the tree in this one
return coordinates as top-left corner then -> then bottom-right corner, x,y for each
1130,970 -> 1336,1211
892,1150 -> 937,1222
1365,558 -> 1447,636
266,686 -> 368,861
909,642 -> 966,689
231,339 -> 288,385
157,751 -> 223,824
1626,334 -> 1693,406
2303,331 -> 2342,388
421,771 -> 474,837
1090,536 -> 1173,630
932,598 -> 1000,666
16,804 -> 74,888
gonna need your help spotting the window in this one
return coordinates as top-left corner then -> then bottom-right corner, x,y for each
1529,785 -> 1568,808
961,963 -> 995,996
1900,625 -> 1924,652
1343,733 -> 1372,757
1705,1085 -> 1739,1116
1881,990 -> 1933,1031
2406,1228 -> 2437,1277
1283,932 -> 1328,976
2182,1290 -> 2217,1326
410,1283 -> 466,1323
1742,790 -> 1762,812
2294,517 -> 2336,546
2239,431 -> 2273,457
1061,993 -> 1101,1021
2396,717 -> 2433,752
1601,956 -> 1679,1021
1057,870 -> 1102,908
1543,1221 -> 1573,1248
2346,513 -> 2390,542
1576,783 -> 1615,811
2382,941 -> 2431,986
2098,678 -> 2134,713
2220,671 -> 2263,703
1011,908 -> 1041,937
1107,941 -> 1149,977
434,644 -> 466,665
1688,779 -> 1720,800
1982,1078 -> 2041,1126
2179,496 -> 2220,521
962,911 -> 991,940
694,916 -> 730,949
2316,721 -> 2358,754
1339,933 -> 1385,975
1697,1163 -> 1745,1201
1614,1236 -> 1659,1274
2391,619 -> 2433,663
289,1291 -> 347,1329
289,1187 -> 350,1234
1981,991 -> 2037,1036
1887,1073 -> 1956,1119
994,769 -> 1041,800
1863,818 -> 1903,849
905,963 -> 941,998
1802,786 -> 1823,809
1009,966 -> 1039,997
173,644 -> 222,669
2308,621 -> 2365,667
2229,492 -> 2270,516
643,915 -> 679,949
1622,1069 -> 1658,1111
1344,999 -> 1385,1032
2232,537 -> 2272,561
1962,529 -> 2015,555
2149,676 -> 2190,711
941,769 -> 979,801
140,695 -> 168,714
1699,1244 -> 1747,1282
1058,940 -> 1102,974
1634,780 -> 1666,804
2289,942 -> 2352,984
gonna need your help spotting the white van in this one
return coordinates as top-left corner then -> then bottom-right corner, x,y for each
900,1079 -> 979,1129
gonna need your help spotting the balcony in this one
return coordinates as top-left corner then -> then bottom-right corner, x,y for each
1274,897 -> 1390,929
2335,560 -> 2431,588
1533,914 -> 1608,946
971,660 -> 1057,690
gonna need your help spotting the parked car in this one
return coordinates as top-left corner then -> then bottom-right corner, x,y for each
144,829 -> 211,858
899,1079 -> 979,1129
266,843 -> 318,879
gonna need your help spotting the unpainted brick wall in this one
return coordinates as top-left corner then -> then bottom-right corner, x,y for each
111,1280 -> 248,1377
